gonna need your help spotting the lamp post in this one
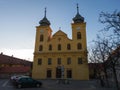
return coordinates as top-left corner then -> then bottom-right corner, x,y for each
61,65 -> 64,79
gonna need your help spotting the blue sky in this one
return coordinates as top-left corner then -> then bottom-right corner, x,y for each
0,0 -> 120,61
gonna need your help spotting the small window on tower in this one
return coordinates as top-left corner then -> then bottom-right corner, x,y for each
77,43 -> 82,50
77,32 -> 81,39
40,34 -> 44,41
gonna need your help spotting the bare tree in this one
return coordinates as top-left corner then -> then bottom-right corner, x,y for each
89,11 -> 120,89
89,36 -> 112,87
99,11 -> 120,90
99,10 -> 120,44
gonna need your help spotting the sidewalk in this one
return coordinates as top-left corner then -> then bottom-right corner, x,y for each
40,79 -> 117,90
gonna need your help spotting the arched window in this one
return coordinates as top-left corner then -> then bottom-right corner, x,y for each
40,34 -> 44,41
77,43 -> 82,50
39,45 -> 43,51
67,44 -> 71,50
49,44 -> 52,51
77,32 -> 81,39
58,44 -> 61,50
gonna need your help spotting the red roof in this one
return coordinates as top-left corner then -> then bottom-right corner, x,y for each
0,53 -> 32,66
0,66 -> 31,73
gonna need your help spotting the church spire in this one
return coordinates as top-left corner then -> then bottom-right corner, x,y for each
77,3 -> 79,14
44,7 -> 46,18
39,7 -> 51,26
73,3 -> 84,23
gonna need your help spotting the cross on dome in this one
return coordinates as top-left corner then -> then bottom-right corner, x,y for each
73,3 -> 84,23
39,7 -> 51,26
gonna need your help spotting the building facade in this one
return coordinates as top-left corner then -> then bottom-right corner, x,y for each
0,53 -> 32,78
32,5 -> 89,80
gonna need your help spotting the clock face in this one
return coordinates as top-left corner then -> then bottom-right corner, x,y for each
76,27 -> 80,30
40,30 -> 44,33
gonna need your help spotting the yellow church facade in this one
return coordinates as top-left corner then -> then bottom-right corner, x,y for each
32,5 -> 89,80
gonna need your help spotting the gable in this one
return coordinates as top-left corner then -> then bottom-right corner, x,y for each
50,30 -> 72,42
53,30 -> 67,37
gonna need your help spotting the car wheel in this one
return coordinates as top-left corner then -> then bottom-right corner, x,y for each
18,84 -> 22,88
36,83 -> 40,87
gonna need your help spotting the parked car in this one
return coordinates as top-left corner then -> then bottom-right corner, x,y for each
10,75 -> 29,83
14,77 -> 42,88
10,75 -> 18,81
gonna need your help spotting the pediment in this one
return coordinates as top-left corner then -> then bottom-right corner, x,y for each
49,30 -> 72,42
53,30 -> 67,37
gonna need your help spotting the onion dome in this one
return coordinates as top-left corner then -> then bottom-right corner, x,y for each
73,4 -> 84,23
39,8 -> 51,26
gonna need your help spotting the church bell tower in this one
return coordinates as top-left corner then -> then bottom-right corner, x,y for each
71,4 -> 87,51
34,8 -> 52,52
